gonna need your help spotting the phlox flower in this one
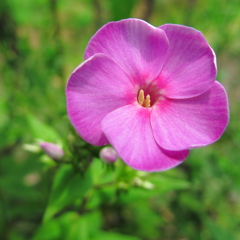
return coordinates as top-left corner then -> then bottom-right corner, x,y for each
66,19 -> 229,172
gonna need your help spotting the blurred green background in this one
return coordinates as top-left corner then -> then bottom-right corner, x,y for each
0,0 -> 240,239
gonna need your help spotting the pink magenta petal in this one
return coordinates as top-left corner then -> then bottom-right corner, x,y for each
84,19 -> 169,85
157,24 -> 217,98
151,81 -> 229,151
66,54 -> 136,146
101,104 -> 189,172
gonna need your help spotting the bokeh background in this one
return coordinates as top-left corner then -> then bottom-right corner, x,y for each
1,0 -> 240,239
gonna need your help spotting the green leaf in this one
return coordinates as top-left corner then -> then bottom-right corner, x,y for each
110,0 -> 137,21
0,200 -> 4,236
27,113 -> 62,143
150,174 -> 190,193
43,165 -> 92,222
90,158 -> 115,185
58,211 -> 102,240
206,219 -> 236,240
93,232 -> 141,240
31,219 -> 61,240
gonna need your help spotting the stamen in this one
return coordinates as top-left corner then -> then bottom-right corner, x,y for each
137,89 -> 151,108
138,89 -> 144,106
145,95 -> 151,108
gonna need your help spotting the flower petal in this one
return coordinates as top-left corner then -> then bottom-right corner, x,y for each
151,81 -> 229,151
84,19 -> 169,85
101,104 -> 189,172
66,53 -> 135,146
157,24 -> 217,98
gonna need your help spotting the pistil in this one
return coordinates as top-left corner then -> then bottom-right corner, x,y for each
138,89 -> 151,108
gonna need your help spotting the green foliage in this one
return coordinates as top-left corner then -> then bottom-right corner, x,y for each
27,114 -> 63,144
110,0 -> 137,21
32,219 -> 61,240
93,232 -> 141,240
1,0 -> 240,240
44,165 -> 92,221
206,219 -> 236,240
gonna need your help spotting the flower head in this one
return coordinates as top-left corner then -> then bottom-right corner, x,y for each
66,19 -> 229,172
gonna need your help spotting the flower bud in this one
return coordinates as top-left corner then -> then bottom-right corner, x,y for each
100,146 -> 118,164
40,142 -> 64,160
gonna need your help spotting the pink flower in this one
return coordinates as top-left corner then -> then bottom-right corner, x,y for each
66,19 -> 229,172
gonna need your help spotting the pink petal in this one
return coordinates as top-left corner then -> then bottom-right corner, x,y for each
101,104 -> 189,172
66,54 -> 135,146
84,19 -> 169,85
151,81 -> 229,151
157,24 -> 217,98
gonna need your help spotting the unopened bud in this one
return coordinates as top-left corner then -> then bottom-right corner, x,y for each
23,144 -> 41,153
100,146 -> 118,164
40,142 -> 64,160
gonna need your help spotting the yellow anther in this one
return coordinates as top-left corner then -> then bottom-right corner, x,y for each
137,89 -> 151,108
138,90 -> 144,106
145,94 -> 151,108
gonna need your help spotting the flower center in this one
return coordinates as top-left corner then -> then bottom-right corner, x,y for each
138,90 -> 151,108
137,82 -> 161,108
137,81 -> 163,108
